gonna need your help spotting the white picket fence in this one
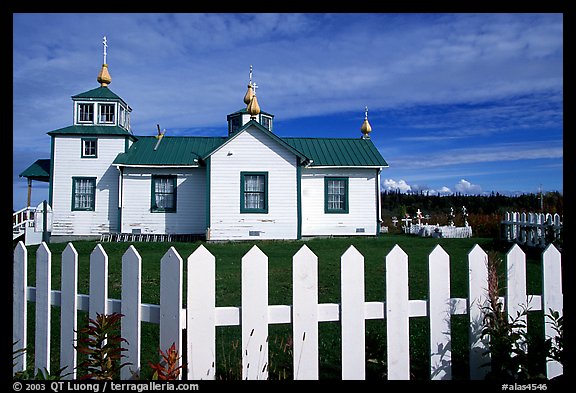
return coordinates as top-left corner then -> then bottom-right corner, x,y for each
501,212 -> 562,248
13,241 -> 563,380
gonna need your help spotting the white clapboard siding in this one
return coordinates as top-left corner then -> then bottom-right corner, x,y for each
301,168 -> 378,236
209,126 -> 298,240
60,243 -> 78,379
121,168 -> 206,235
13,242 -> 563,381
51,136 -> 124,236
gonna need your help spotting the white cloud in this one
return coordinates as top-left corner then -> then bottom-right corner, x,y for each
382,179 -> 412,193
454,179 -> 482,194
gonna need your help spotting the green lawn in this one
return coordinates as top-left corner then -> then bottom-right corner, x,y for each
19,234 -> 547,380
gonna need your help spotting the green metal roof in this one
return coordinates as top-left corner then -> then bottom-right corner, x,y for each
283,137 -> 388,167
227,107 -> 274,117
72,86 -> 128,107
19,159 -> 51,181
113,136 -> 226,166
47,125 -> 136,139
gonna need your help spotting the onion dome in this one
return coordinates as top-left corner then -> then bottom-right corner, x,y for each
361,106 -> 372,139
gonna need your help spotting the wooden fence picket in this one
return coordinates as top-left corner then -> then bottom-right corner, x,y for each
187,244 -> 216,380
386,244 -> 410,380
90,244 -> 108,319
542,244 -> 563,379
241,245 -> 269,380
121,245 -> 142,380
12,241 -> 563,381
428,244 -> 452,380
468,244 -> 489,380
506,244 -> 528,352
341,245 -> 365,380
292,245 -> 319,380
13,241 -> 27,374
160,247 -> 183,379
60,243 -> 78,379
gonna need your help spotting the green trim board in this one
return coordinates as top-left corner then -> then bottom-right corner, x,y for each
324,177 -> 349,214
49,136 -> 55,206
296,158 -> 302,239
48,125 -> 136,140
150,175 -> 177,213
240,171 -> 268,214
71,177 -> 96,211
205,157 -> 211,230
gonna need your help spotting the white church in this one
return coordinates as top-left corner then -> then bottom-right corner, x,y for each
18,39 -> 388,242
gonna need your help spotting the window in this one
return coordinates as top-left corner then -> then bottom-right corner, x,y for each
151,175 -> 177,212
72,177 -> 96,211
325,177 -> 349,213
119,106 -> 126,127
230,116 -> 241,134
241,172 -> 268,213
81,138 -> 97,158
78,103 -> 94,123
261,115 -> 272,131
99,103 -> 115,124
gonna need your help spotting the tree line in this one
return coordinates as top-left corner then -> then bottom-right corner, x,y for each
381,190 -> 563,219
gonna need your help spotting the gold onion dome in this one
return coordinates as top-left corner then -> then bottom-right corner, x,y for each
244,84 -> 254,105
97,64 -> 112,87
361,106 -> 372,138
248,94 -> 261,117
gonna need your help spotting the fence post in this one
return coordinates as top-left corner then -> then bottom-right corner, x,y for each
187,245 -> 216,380
386,245 -> 410,380
429,245 -> 452,380
292,245 -> 319,380
341,245 -> 365,380
542,244 -> 563,379
60,243 -> 78,379
122,245 -> 142,379
241,245 -> 269,380
35,242 -> 52,375
13,241 -> 27,375
160,247 -> 183,379
468,244 -> 490,379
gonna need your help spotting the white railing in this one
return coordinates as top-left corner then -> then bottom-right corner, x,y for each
13,242 -> 563,380
405,224 -> 473,238
12,207 -> 35,240
501,212 -> 562,248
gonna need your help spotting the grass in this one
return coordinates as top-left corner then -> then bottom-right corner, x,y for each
17,234 -> 548,380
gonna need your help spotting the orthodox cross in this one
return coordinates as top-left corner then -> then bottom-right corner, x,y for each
364,106 -> 369,120
103,36 -> 108,64
416,208 -> 423,225
249,65 -> 258,94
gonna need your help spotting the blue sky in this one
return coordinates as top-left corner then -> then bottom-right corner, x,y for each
12,13 -> 563,211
